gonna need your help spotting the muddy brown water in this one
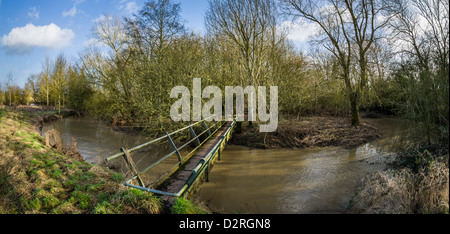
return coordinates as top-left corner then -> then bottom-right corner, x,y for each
196,118 -> 408,214
41,116 -> 181,184
42,117 -> 407,214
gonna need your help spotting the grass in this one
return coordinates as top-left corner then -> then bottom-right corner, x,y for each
171,198 -> 210,214
0,107 -> 163,214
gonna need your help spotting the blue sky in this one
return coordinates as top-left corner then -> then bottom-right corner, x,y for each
0,0 -> 210,88
0,0 -> 308,88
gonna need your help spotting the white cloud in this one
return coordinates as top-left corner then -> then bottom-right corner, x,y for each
73,0 -> 86,4
118,1 -> 139,15
92,14 -> 113,23
62,0 -> 86,17
1,23 -> 75,55
28,7 -> 40,20
125,2 -> 138,14
62,5 -> 79,17
83,38 -> 98,47
280,19 -> 321,43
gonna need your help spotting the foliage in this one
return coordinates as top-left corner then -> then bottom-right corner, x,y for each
369,0 -> 449,148
1,0 -> 448,145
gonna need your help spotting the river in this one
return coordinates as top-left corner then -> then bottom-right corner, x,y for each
42,117 -> 405,214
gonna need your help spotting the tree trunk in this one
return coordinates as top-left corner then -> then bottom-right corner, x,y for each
350,93 -> 360,126
58,96 -> 61,115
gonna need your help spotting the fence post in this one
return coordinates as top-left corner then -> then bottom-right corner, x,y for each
120,147 -> 144,187
212,119 -> 218,130
202,120 -> 211,136
188,124 -> 201,145
219,135 -> 226,161
166,132 -> 182,167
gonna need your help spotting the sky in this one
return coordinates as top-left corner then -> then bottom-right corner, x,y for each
0,0 -> 309,88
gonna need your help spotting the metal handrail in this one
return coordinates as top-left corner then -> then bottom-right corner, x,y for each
104,114 -> 218,162
104,114 -> 225,188
123,118 -> 237,197
139,120 -> 226,187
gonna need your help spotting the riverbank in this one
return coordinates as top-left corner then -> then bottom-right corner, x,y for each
346,146 -> 449,214
0,107 -> 163,214
7,105 -> 78,132
233,115 -> 381,149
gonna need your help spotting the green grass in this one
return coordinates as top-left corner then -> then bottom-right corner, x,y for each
0,109 -> 7,121
171,198 -> 209,214
0,108 -> 163,214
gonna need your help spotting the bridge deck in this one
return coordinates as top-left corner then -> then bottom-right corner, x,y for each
106,116 -> 236,206
158,121 -> 232,201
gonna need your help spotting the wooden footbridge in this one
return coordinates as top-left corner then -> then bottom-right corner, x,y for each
105,115 -> 237,200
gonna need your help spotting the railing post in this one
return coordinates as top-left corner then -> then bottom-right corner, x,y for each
212,119 -> 218,130
188,124 -> 201,145
202,120 -> 211,136
120,147 -> 144,187
205,165 -> 209,182
218,148 -> 221,161
219,135 -> 225,161
166,132 -> 182,167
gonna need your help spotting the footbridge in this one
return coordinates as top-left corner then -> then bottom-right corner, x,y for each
105,115 -> 237,200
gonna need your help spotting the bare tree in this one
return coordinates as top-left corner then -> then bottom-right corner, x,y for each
389,0 -> 449,72
124,0 -> 186,107
6,72 -> 14,106
414,0 -> 449,71
127,0 -> 185,58
205,0 -> 278,87
281,0 -> 393,126
41,57 -> 52,106
388,0 -> 449,144
91,14 -> 134,101
51,54 -> 68,114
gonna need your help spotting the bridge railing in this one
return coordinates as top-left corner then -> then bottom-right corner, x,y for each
123,118 -> 237,197
105,114 -> 226,190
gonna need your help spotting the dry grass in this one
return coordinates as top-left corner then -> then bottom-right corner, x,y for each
347,151 -> 449,214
